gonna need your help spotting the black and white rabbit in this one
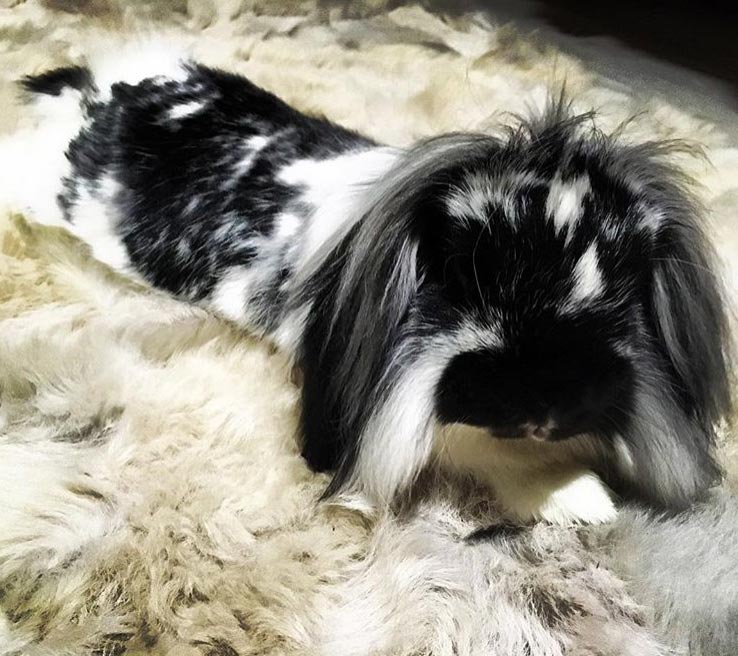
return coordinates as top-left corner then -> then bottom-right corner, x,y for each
3,47 -> 731,523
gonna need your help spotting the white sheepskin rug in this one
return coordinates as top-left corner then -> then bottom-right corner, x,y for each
1,2 -> 737,655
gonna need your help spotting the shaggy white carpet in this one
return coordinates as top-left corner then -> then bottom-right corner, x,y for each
0,2 -> 736,655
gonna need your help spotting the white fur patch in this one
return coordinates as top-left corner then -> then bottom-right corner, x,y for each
223,135 -> 272,190
0,89 -> 85,225
613,435 -> 635,475
89,41 -> 191,102
531,471 -> 618,524
271,303 -> 311,357
274,212 -> 301,240
235,135 -> 270,174
640,206 -> 664,233
446,171 -> 539,226
176,238 -> 192,261
210,266 -> 252,322
245,135 -> 269,152
278,147 -> 399,268
569,243 -> 604,305
546,175 -> 590,236
168,100 -> 207,120
434,425 -> 617,525
350,322 -> 502,505
68,177 -> 131,272
446,175 -> 493,225
184,196 -> 201,214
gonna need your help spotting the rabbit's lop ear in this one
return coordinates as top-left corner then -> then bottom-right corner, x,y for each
299,209 -> 424,503
649,201 -> 731,433
300,136 -> 486,504
617,147 -> 732,509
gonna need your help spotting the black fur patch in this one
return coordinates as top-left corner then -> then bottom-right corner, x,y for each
21,65 -> 94,96
59,64 -> 371,304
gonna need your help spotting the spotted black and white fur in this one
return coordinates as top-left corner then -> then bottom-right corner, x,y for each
4,51 -> 732,523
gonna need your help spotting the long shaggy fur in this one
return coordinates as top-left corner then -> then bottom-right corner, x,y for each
306,115 -> 732,510
0,3 -> 737,655
589,492 -> 738,656
3,50 -> 732,525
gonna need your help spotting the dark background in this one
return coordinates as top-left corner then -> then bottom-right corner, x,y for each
514,1 -> 737,91
441,0 -> 738,137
